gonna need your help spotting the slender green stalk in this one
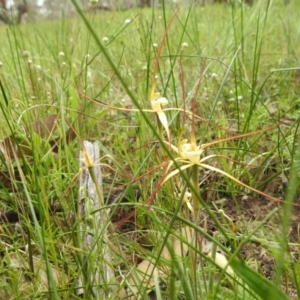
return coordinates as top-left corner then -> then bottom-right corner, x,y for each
190,164 -> 200,298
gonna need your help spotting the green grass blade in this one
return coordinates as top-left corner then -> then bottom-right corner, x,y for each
230,258 -> 289,300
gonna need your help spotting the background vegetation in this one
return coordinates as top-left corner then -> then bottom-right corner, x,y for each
0,0 -> 300,299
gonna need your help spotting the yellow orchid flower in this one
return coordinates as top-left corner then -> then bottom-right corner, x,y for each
174,177 -> 194,214
177,139 -> 203,164
182,190 -> 194,214
162,137 -> 282,207
150,91 -> 170,141
163,139 -> 215,185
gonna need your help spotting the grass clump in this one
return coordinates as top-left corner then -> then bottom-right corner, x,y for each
0,0 -> 300,299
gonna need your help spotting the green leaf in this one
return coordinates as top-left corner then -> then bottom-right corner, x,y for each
230,259 -> 289,300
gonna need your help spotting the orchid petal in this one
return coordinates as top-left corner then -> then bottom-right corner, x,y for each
151,97 -> 170,140
162,163 -> 193,185
199,154 -> 217,163
157,111 -> 170,140
182,191 -> 194,213
177,140 -> 203,163
167,143 -> 180,154
151,97 -> 169,112
186,200 -> 194,213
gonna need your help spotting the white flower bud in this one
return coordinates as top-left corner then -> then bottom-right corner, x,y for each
23,51 -> 30,58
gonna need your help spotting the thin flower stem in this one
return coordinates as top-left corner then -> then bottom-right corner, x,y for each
191,163 -> 200,289
191,164 -> 200,222
156,114 -> 163,140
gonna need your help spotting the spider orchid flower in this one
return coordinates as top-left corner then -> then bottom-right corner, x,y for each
150,92 -> 170,141
163,139 -> 216,185
162,137 -> 280,207
174,177 -> 194,214
176,139 -> 203,164
181,190 -> 194,214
